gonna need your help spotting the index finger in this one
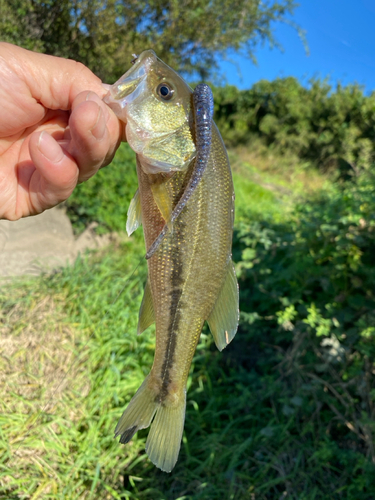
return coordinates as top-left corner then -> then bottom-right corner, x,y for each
1,43 -> 106,111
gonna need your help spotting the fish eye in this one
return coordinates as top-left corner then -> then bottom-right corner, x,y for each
156,82 -> 174,101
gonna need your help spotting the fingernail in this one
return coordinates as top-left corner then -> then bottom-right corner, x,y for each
90,106 -> 106,140
38,131 -> 64,163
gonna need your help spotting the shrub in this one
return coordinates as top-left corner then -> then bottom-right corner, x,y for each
230,171 -> 375,496
213,79 -> 375,175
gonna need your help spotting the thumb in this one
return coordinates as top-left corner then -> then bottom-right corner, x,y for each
27,130 -> 79,211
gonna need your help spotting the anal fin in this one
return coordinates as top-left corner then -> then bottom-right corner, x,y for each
207,260 -> 239,351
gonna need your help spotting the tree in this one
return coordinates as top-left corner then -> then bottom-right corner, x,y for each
0,0 -> 297,82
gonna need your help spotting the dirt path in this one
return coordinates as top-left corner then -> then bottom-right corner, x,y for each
0,207 -> 109,277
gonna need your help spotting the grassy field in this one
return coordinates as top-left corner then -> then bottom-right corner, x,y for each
1,144 -> 375,499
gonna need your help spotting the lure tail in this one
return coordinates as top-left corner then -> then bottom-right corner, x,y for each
115,375 -> 186,472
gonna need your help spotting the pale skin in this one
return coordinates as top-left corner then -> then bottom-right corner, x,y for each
0,42 -> 125,221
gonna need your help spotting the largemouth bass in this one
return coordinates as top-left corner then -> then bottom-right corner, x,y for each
104,50 -> 239,472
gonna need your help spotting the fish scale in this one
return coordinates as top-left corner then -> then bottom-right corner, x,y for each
104,49 -> 239,472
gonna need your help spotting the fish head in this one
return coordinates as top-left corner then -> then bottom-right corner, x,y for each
104,50 -> 196,174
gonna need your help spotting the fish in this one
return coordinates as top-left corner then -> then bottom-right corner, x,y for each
104,50 -> 239,473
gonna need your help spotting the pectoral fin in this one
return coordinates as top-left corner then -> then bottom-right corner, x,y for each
126,189 -> 142,236
137,279 -> 155,334
150,182 -> 173,223
207,261 -> 239,351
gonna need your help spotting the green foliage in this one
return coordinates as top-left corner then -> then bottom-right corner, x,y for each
231,172 -> 375,497
0,0 -> 44,50
213,79 -> 375,175
0,242 -> 150,500
0,0 -> 296,81
236,172 -> 375,342
65,143 -> 138,234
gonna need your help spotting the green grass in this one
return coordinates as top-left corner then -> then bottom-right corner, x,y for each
0,240 -> 150,499
1,146 -> 375,499
2,241 -> 374,499
232,170 -> 282,224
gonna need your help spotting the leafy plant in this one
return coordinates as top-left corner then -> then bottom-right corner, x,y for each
0,0 -> 297,81
213,79 -> 375,175
232,172 -> 375,497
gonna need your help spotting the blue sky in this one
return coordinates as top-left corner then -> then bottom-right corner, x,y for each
220,0 -> 375,94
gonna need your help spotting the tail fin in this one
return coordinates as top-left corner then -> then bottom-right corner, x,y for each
146,391 -> 186,472
115,375 -> 157,444
115,376 -> 186,473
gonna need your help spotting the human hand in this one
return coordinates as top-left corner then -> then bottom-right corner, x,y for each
0,43 -> 124,220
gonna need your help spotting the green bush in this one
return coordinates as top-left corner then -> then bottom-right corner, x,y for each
213,79 -> 375,175
229,171 -> 375,497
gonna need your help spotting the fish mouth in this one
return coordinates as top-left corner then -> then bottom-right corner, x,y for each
103,50 -> 157,115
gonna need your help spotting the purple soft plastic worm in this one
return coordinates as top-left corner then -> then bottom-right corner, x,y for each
146,83 -> 214,259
